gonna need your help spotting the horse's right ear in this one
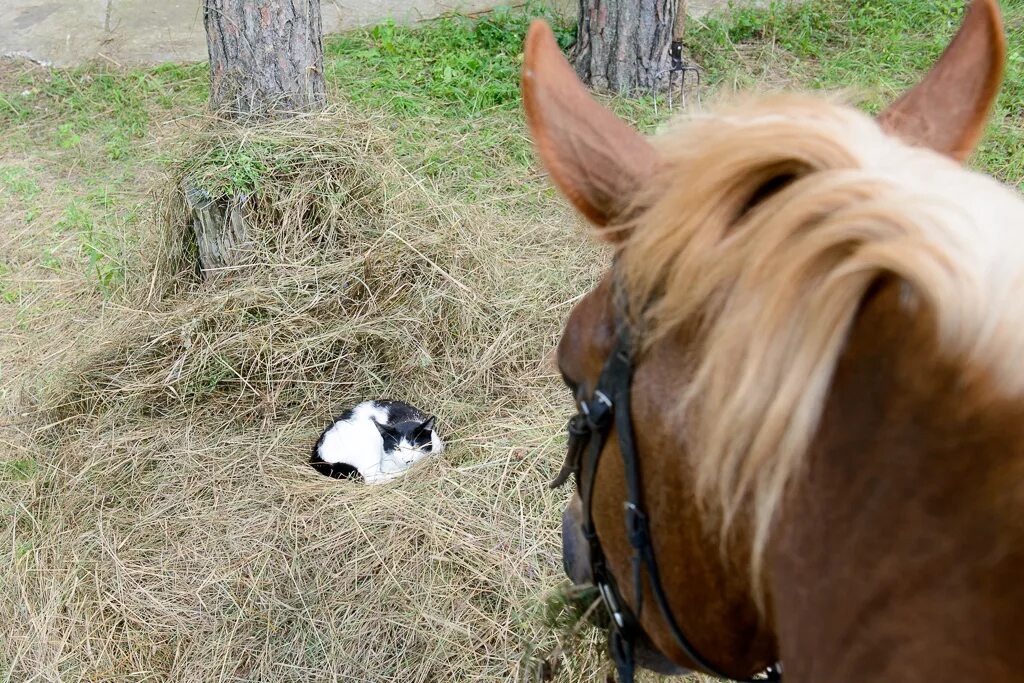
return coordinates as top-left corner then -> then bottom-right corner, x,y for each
522,21 -> 660,239
878,0 -> 1005,161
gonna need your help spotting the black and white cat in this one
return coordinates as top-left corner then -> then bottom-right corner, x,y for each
310,400 -> 443,484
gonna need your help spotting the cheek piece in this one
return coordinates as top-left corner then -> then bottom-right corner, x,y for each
550,275 -> 781,683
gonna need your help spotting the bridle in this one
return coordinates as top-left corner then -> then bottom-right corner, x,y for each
549,280 -> 782,683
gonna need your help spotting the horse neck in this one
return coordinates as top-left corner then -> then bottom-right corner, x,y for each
767,281 -> 1024,683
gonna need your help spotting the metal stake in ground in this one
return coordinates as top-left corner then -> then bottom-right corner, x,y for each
653,1 -> 701,113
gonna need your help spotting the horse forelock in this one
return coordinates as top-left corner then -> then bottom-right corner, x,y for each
618,93 -> 1024,590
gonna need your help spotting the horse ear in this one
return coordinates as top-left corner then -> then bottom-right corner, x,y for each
877,0 -> 1005,161
521,20 -> 660,238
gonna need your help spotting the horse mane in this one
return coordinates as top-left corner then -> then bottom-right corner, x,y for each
620,94 -> 1024,581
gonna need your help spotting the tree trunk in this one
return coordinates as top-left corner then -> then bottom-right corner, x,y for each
571,0 -> 684,94
204,0 -> 326,119
190,0 -> 326,276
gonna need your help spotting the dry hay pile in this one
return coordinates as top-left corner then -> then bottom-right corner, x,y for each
0,108 -> 613,681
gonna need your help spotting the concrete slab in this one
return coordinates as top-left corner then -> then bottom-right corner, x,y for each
689,0 -> 786,18
1,0 -> 521,66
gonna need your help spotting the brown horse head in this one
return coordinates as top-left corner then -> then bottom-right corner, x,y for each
525,1 -> 1024,681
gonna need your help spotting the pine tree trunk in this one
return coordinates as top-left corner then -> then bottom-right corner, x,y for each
204,0 -> 326,119
570,0 -> 682,94
189,0 -> 326,276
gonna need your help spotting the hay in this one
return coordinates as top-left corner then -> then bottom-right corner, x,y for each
0,107 -> 616,681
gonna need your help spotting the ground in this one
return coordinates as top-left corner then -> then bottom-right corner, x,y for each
0,1 -> 1022,681
2,0 -> 542,66
1,0 -> 762,67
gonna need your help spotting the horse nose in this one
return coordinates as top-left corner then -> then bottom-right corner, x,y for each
561,495 -> 593,585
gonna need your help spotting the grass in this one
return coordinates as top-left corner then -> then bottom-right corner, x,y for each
2,106 -> 606,682
0,61 -> 205,306
686,0 -> 1024,186
323,5 -> 576,200
0,63 -> 207,161
0,1 -> 1022,681
322,5 -> 665,201
0,166 -> 42,202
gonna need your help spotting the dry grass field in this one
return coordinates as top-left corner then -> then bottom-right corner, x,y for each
0,1 -> 1020,681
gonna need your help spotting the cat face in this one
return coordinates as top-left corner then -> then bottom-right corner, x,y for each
375,416 -> 438,466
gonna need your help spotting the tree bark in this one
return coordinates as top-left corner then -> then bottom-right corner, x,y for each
192,1 -> 326,276
182,180 -> 253,276
571,0 -> 683,94
204,0 -> 326,119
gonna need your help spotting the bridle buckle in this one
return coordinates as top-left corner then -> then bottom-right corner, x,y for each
580,389 -> 613,429
598,581 -> 626,629
553,278 -> 782,683
623,502 -> 650,550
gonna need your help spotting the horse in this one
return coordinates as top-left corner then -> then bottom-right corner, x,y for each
523,1 -> 1024,681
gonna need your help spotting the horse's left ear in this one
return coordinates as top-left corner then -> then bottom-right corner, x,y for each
522,21 -> 660,238
878,0 -> 1006,161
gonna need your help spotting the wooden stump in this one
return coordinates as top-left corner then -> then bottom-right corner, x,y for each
182,180 -> 253,274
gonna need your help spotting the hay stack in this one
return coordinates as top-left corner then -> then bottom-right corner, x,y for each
0,108 -> 614,680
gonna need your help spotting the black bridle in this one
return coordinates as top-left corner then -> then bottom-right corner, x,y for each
549,288 -> 782,683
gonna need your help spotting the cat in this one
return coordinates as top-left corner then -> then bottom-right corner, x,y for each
310,400 -> 443,484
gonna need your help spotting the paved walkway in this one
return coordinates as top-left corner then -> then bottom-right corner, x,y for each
2,0 -> 759,67
2,0 -> 524,66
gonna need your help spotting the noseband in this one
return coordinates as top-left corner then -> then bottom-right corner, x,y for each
550,283 -> 781,683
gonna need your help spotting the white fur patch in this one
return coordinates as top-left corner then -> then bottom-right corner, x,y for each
317,402 -> 391,483
316,401 -> 442,484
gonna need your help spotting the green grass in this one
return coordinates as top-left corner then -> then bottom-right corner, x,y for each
325,8 -> 574,116
2,458 -> 36,482
323,4 -> 577,200
0,60 -> 196,295
0,0 -> 1021,298
0,62 -> 207,161
192,142 -> 276,197
55,199 -> 128,294
0,166 -> 42,201
686,0 -> 1024,186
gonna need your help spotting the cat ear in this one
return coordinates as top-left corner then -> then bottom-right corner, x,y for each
419,416 -> 436,433
371,419 -> 394,437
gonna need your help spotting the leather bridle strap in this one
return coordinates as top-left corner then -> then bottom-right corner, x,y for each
555,319 -> 782,683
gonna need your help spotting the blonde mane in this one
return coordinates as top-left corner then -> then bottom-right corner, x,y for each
620,94 -> 1024,580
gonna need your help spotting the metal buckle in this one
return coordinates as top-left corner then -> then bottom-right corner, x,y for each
581,390 -> 613,429
623,502 -> 649,550
598,581 -> 626,629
